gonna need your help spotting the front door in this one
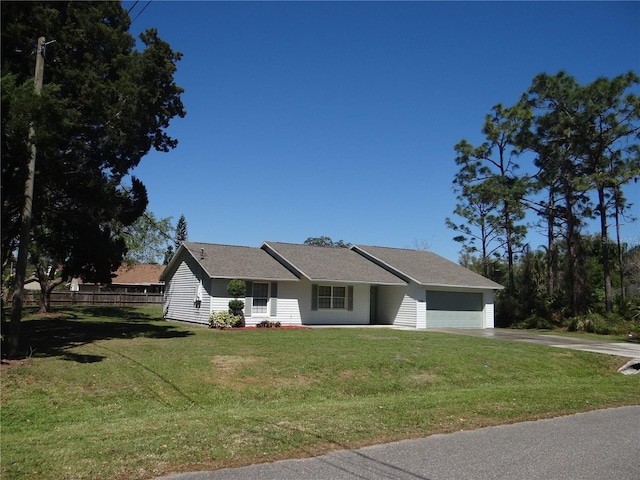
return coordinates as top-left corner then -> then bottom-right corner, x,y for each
369,286 -> 378,324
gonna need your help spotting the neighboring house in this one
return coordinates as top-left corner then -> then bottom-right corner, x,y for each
75,264 -> 165,293
160,241 -> 503,329
23,276 -> 42,291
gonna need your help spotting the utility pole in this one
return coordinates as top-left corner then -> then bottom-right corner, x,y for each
8,37 -> 46,357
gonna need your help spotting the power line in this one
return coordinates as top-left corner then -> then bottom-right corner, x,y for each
127,1 -> 139,14
130,0 -> 152,26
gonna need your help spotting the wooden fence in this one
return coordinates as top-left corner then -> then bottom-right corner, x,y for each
6,291 -> 164,307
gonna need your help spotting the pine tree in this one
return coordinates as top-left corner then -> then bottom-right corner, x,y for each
449,104 -> 529,289
521,71 -> 639,315
174,214 -> 188,250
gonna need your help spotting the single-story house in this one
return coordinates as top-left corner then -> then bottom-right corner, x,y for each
23,276 -> 42,291
74,264 -> 165,293
160,241 -> 503,329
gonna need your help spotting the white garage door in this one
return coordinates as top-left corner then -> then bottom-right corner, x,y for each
425,291 -> 483,328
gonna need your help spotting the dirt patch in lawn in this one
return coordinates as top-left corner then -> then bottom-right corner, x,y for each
207,355 -> 314,390
210,355 -> 258,372
0,358 -> 32,371
411,372 -> 438,385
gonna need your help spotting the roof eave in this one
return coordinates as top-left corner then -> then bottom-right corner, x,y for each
304,278 -> 406,286
212,275 -> 299,282
418,282 -> 504,290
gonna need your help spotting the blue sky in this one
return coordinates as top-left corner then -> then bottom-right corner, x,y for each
125,1 -> 639,262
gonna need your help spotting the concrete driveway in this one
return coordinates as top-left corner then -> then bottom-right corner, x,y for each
430,328 -> 640,358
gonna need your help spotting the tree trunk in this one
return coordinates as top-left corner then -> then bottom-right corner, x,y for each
38,287 -> 48,314
565,186 -> 586,316
546,190 -> 557,298
34,259 -> 50,314
33,257 -> 65,313
614,188 -> 625,300
597,187 -> 613,313
503,206 -> 515,295
8,36 -> 45,358
481,221 -> 489,278
39,277 -> 64,313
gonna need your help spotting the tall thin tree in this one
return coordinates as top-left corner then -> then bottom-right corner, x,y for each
450,104 -> 530,291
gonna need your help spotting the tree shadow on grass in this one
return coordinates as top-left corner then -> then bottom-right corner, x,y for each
1,306 -> 193,362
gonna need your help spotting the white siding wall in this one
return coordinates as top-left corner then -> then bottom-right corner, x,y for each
208,279 -> 303,327
210,279 -> 230,313
214,279 -> 371,327
164,256 -> 211,325
483,290 -> 495,328
416,297 -> 427,329
375,284 -> 423,328
394,295 -> 417,327
375,286 -> 406,325
265,281 -> 302,326
384,282 -> 424,328
301,279 -> 370,325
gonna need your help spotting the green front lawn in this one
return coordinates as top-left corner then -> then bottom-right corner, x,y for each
2,306 -> 638,480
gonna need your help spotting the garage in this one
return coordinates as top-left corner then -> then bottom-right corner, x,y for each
425,291 -> 483,328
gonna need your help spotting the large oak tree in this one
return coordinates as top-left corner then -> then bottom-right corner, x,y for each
1,1 -> 185,355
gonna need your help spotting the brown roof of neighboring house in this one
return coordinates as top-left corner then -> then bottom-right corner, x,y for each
262,241 -> 407,285
177,242 -> 300,281
352,245 -> 503,290
111,264 -> 165,286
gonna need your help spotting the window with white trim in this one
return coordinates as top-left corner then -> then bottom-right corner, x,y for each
318,285 -> 346,309
252,282 -> 268,314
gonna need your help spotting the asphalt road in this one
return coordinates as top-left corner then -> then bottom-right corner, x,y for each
157,406 -> 640,480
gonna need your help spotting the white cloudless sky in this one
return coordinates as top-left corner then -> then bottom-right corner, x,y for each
124,0 -> 639,262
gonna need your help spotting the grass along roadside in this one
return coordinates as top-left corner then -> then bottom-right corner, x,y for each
2,306 -> 638,480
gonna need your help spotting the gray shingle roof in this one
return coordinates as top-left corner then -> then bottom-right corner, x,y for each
263,242 -> 406,285
180,242 -> 299,281
352,245 -> 504,290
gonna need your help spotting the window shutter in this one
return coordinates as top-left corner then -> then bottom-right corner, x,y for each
348,285 -> 354,311
270,282 -> 278,316
311,284 -> 318,311
244,281 -> 252,316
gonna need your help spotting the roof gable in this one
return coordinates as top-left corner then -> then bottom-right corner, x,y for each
262,242 -> 406,285
352,245 -> 503,290
174,242 -> 299,281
